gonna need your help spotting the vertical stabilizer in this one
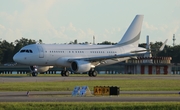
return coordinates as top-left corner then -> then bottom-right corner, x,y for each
118,15 -> 144,47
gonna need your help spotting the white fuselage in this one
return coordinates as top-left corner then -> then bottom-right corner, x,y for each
13,43 -> 145,67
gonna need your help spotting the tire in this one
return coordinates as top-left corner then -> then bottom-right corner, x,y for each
92,71 -> 97,77
61,71 -> 65,76
32,72 -> 38,77
65,71 -> 69,77
61,70 -> 69,77
88,71 -> 92,77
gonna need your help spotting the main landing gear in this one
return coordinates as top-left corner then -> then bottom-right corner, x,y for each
60,68 -> 97,77
61,70 -> 70,77
88,69 -> 97,77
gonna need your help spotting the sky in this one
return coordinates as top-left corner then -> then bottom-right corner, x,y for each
0,0 -> 180,45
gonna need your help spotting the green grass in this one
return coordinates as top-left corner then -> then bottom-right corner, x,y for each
0,78 -> 179,91
0,102 -> 179,110
0,75 -> 179,109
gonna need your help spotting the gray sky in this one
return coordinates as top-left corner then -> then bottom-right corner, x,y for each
0,0 -> 179,45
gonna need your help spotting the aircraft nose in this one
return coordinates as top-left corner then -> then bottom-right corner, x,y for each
13,53 -> 21,63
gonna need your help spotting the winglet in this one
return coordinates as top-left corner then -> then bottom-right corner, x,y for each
159,39 -> 168,51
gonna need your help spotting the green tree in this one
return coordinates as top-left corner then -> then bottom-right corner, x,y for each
0,38 -> 37,64
98,41 -> 112,45
0,40 -> 14,63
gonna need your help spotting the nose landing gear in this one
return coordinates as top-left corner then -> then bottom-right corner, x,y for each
32,72 -> 38,77
30,66 -> 38,77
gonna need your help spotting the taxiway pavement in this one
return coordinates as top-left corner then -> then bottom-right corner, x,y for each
0,75 -> 180,82
0,75 -> 179,102
0,91 -> 179,102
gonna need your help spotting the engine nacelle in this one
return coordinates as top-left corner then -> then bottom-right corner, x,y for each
71,60 -> 91,73
29,66 -> 53,72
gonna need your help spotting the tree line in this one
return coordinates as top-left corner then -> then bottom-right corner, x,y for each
0,38 -> 179,64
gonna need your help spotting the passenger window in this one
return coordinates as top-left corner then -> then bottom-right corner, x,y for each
29,50 -> 33,53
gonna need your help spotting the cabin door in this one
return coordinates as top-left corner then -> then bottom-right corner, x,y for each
37,46 -> 44,58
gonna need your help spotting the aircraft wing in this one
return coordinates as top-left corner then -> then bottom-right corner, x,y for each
68,39 -> 167,62
68,51 -> 147,62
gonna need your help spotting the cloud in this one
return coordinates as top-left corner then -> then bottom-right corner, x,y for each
0,12 -> 15,23
0,0 -> 59,43
144,23 -> 167,32
0,24 -> 5,30
166,20 -> 180,43
0,0 -> 100,44
1,0 -> 178,45
68,23 -> 77,32
0,27 -> 23,42
98,27 -> 123,43
141,19 -> 180,45
105,27 -> 121,34
87,29 -> 94,35
143,21 -> 158,31
19,0 -> 57,30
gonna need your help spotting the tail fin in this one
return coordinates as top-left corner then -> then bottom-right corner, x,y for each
117,15 -> 144,47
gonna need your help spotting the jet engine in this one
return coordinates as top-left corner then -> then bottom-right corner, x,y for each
29,66 -> 53,72
70,60 -> 91,73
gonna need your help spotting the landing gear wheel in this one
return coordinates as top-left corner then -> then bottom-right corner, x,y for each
65,71 -> 69,77
88,70 -> 93,77
88,70 -> 97,77
61,70 -> 69,77
32,72 -> 38,77
92,71 -> 97,77
61,70 -> 65,76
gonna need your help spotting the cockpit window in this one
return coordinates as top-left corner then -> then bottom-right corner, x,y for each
26,50 -> 29,53
20,50 -> 25,52
20,49 -> 33,53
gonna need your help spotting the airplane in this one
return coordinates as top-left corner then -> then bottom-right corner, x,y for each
13,15 -> 167,77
